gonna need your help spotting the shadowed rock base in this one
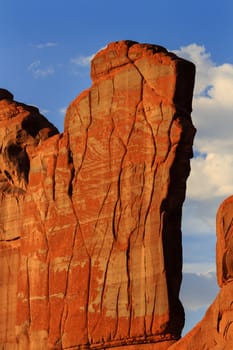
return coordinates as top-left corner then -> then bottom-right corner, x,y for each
170,196 -> 233,349
0,41 -> 195,349
98,341 -> 176,350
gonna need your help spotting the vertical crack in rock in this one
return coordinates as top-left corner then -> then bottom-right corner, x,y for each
76,91 -> 92,177
126,240 -> 132,337
0,41 -> 196,350
67,149 -> 75,197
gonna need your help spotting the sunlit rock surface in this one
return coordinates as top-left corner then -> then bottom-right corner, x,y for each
0,41 -> 195,349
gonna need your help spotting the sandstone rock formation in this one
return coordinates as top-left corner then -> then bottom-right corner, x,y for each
0,41 -> 195,350
170,195 -> 233,350
0,88 -> 59,349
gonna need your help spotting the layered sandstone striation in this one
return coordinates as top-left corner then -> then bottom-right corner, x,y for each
0,88 -> 59,348
0,41 -> 195,349
170,195 -> 233,350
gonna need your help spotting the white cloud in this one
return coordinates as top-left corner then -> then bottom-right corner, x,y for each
174,44 -> 213,96
70,54 -> 95,67
175,45 -> 233,324
59,107 -> 67,115
174,44 -> 233,201
70,46 -> 107,68
27,60 -> 55,79
187,153 -> 233,199
28,60 -> 40,71
34,42 -> 57,49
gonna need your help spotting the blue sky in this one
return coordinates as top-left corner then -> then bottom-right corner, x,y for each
1,0 -> 233,336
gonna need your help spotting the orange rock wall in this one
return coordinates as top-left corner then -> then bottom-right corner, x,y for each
0,41 -> 195,350
0,241 -> 19,349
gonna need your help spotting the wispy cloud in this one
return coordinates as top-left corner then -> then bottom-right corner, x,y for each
27,60 -> 55,79
59,107 -> 67,115
34,42 -> 58,49
70,54 -> 95,67
70,46 -> 107,68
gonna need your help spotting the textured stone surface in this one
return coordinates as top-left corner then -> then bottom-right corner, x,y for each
169,196 -> 233,350
0,41 -> 195,349
0,92 -> 59,349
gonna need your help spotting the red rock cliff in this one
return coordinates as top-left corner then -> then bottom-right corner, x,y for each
0,41 -> 195,350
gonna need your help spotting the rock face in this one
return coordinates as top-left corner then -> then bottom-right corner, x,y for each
0,41 -> 195,349
0,88 -> 59,349
170,195 -> 233,350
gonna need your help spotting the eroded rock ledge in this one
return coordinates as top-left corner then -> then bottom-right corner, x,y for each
0,41 -> 196,349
